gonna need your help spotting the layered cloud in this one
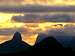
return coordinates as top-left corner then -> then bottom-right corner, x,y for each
0,5 -> 75,13
43,14 -> 74,22
0,28 -> 28,35
0,27 -> 40,36
45,24 -> 75,36
12,14 -> 42,23
12,13 -> 75,22
0,5 -> 50,13
0,0 -> 75,6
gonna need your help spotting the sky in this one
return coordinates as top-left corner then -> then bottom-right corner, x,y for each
0,0 -> 75,6
0,0 -> 75,46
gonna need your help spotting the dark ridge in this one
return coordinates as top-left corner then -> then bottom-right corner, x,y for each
70,37 -> 75,51
35,33 -> 64,49
35,33 -> 49,44
0,32 -> 74,55
31,36 -> 71,55
34,36 -> 64,49
0,32 -> 31,53
11,32 -> 23,43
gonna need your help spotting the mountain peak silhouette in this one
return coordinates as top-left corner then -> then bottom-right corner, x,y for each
0,32 -> 72,54
12,32 -> 22,43
0,32 -> 31,53
34,35 -> 65,51
35,33 -> 49,44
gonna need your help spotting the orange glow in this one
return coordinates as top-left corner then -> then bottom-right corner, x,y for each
0,0 -> 75,6
0,0 -> 75,46
0,13 -> 24,28
22,0 -> 75,6
0,35 -> 12,44
0,22 -> 75,46
0,13 -> 75,46
22,34 -> 38,45
22,22 -> 75,45
24,22 -> 74,32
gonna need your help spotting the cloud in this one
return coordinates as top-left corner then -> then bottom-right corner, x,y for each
0,28 -> 29,35
12,13 -> 75,23
43,14 -> 75,22
0,28 -> 16,35
12,14 -> 42,23
0,5 -> 50,13
45,24 -> 75,36
42,24 -> 75,47
0,5 -> 75,13
0,27 -> 40,36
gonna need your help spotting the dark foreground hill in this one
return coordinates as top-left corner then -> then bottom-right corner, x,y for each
0,32 -> 73,55
32,35 -> 68,54
0,32 -> 31,53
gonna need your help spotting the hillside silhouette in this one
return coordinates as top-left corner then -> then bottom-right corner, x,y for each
70,37 -> 75,51
32,35 -> 73,55
0,32 -> 73,55
0,32 -> 31,53
34,36 -> 65,51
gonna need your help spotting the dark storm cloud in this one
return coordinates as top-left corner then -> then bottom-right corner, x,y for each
0,5 -> 50,13
12,14 -> 42,23
0,5 -> 75,13
12,13 -> 75,23
43,14 -> 74,22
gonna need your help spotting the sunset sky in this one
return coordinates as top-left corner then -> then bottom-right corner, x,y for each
0,0 -> 75,46
0,0 -> 75,6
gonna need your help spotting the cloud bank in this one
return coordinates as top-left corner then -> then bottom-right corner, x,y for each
0,28 -> 29,35
45,24 -> 75,36
12,13 -> 75,22
0,5 -> 75,13
12,14 -> 42,23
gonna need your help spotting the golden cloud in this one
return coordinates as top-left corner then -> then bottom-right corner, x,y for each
0,0 -> 75,6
